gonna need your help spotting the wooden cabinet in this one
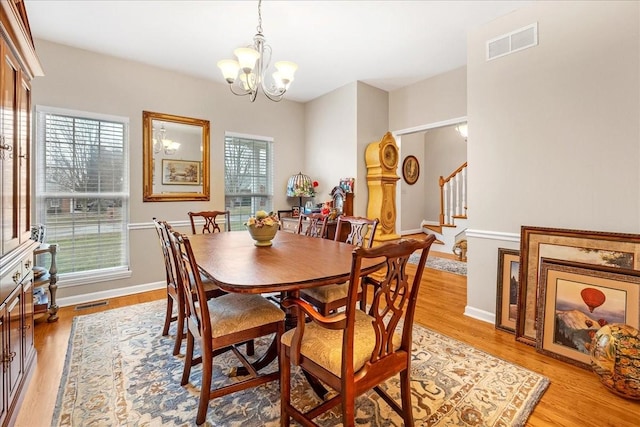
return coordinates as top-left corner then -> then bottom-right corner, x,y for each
0,249 -> 36,427
0,1 -> 44,425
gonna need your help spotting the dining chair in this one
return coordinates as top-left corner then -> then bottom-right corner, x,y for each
167,229 -> 285,425
280,234 -> 437,427
296,212 -> 327,238
300,216 -> 379,315
188,210 -> 231,234
152,218 -> 226,356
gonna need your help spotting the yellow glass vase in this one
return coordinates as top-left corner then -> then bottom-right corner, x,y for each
246,224 -> 278,247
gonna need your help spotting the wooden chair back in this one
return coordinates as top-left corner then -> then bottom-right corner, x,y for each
167,228 -> 284,425
334,215 -> 379,248
152,218 -> 186,355
188,210 -> 231,234
167,229 -> 208,343
281,234 -> 437,426
296,213 -> 327,238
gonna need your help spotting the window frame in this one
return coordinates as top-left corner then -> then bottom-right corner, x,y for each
34,105 -> 131,286
224,132 -> 274,230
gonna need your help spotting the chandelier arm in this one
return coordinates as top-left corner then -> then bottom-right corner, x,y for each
261,90 -> 285,102
228,84 -> 252,97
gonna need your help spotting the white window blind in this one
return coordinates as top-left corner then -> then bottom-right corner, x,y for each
35,106 -> 129,278
224,134 -> 273,229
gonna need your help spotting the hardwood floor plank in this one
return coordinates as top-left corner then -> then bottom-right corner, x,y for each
14,267 -> 638,426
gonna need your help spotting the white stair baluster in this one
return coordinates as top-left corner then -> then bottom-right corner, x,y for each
448,180 -> 454,224
454,173 -> 461,216
462,166 -> 467,216
443,181 -> 450,224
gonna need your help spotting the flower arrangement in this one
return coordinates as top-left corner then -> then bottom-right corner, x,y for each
245,210 -> 279,228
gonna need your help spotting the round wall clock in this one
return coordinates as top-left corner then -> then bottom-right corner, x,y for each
382,144 -> 398,169
402,155 -> 420,185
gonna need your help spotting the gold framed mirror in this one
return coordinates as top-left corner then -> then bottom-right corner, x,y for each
143,111 -> 210,202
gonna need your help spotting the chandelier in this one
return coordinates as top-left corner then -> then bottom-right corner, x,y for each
217,0 -> 298,102
153,123 -> 181,155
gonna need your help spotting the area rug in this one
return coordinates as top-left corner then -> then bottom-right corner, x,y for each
409,253 -> 468,276
53,300 -> 548,426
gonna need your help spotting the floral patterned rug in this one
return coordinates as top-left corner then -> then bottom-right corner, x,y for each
53,300 -> 547,426
409,253 -> 468,276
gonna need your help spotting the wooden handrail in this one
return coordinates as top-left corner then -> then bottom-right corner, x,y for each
441,162 -> 467,185
439,162 -> 468,226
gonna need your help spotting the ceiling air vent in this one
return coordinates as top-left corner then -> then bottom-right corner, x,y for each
486,23 -> 538,61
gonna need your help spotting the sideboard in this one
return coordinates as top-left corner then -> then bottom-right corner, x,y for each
0,1 -> 44,425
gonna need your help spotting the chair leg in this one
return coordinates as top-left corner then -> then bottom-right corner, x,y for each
246,340 -> 255,356
341,389 -> 356,427
196,348 -> 213,425
181,331 -> 195,386
279,346 -> 291,427
162,294 -> 173,336
399,369 -> 415,427
173,299 -> 185,356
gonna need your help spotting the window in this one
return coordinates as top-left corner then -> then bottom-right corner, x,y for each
35,106 -> 129,281
224,133 -> 273,229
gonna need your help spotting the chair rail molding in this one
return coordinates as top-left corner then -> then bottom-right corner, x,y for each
465,229 -> 520,243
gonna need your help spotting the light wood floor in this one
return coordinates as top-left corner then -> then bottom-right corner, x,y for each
15,248 -> 639,426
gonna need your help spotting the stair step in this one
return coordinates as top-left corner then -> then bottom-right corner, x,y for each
423,224 -> 442,234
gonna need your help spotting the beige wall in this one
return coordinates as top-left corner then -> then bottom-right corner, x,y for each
304,82 -> 357,208
389,66 -> 467,132
305,81 -> 388,216
356,82 -> 389,216
466,1 -> 640,320
32,39 -> 306,300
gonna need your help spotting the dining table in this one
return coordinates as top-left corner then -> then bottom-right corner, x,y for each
187,229 -> 385,397
188,230 -> 384,319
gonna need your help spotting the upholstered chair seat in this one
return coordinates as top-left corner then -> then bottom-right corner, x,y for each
207,294 -> 285,338
281,309 -> 400,376
300,281 -> 361,308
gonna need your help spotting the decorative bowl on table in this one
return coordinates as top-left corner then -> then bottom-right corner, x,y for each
245,211 -> 280,247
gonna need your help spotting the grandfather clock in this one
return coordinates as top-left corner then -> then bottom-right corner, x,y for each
365,132 -> 401,242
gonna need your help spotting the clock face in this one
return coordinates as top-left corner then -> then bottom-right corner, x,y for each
382,144 -> 398,169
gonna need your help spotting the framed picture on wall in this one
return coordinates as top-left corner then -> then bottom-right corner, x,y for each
402,155 -> 419,185
162,159 -> 201,185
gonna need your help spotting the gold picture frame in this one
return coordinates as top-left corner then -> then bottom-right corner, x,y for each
536,258 -> 640,369
517,226 -> 640,346
402,155 -> 419,185
496,248 -> 520,333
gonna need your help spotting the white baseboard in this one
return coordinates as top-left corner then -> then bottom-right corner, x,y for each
57,281 -> 165,308
464,305 -> 494,324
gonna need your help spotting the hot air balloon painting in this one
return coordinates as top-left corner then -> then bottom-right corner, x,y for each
538,261 -> 637,368
580,287 -> 606,313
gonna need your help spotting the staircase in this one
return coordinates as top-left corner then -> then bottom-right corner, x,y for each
421,162 -> 467,255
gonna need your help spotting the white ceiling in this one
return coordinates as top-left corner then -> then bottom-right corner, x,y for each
24,0 -> 531,103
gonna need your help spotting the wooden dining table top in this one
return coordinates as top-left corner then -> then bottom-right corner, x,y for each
188,230 -> 384,294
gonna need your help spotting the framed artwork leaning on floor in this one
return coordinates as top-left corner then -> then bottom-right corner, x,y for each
536,258 -> 640,369
496,248 -> 520,333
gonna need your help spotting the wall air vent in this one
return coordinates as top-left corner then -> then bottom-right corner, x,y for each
486,23 -> 538,61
